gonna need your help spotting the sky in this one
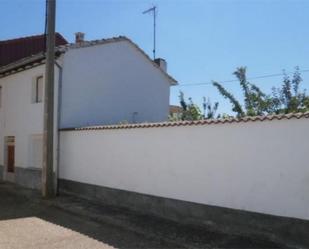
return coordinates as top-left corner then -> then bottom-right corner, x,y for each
1,0 -> 309,115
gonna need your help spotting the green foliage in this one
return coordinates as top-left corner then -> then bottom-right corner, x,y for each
179,91 -> 203,120
213,66 -> 309,117
271,67 -> 309,113
177,67 -> 308,121
176,92 -> 220,121
304,96 -> 309,109
203,97 -> 219,119
213,81 -> 244,117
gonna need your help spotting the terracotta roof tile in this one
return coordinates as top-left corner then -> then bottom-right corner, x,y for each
0,33 -> 68,68
56,36 -> 177,84
0,35 -> 177,84
61,112 -> 309,131
170,105 -> 182,114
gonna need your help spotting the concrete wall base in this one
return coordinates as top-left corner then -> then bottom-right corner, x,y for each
59,178 -> 309,248
15,167 -> 42,190
0,165 -> 3,181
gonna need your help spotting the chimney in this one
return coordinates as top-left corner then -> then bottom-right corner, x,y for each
154,58 -> 167,72
75,32 -> 85,43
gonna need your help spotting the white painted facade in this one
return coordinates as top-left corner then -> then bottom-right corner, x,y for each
0,65 -> 59,174
59,118 -> 309,220
0,38 -> 174,184
60,40 -> 171,128
0,65 -> 45,171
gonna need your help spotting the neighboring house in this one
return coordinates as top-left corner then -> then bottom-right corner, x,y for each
169,105 -> 183,120
0,32 -> 177,188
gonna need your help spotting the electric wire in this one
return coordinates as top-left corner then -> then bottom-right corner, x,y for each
177,69 -> 309,87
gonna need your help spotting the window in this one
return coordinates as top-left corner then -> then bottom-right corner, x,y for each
33,76 -> 43,103
0,86 -> 2,108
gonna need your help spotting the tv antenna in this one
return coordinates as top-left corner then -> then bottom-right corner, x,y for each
143,5 -> 157,59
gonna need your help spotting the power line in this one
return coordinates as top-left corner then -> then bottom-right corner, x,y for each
177,69 -> 309,87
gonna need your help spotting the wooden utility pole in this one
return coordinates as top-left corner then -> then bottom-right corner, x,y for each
42,0 -> 56,197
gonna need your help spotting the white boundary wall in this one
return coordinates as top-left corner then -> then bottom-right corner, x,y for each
59,118 -> 309,220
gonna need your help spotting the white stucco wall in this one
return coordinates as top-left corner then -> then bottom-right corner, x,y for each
0,65 -> 59,171
0,66 -> 45,169
59,118 -> 309,220
60,41 -> 171,128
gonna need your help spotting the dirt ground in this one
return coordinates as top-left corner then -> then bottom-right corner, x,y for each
0,182 -> 291,249
0,217 -> 116,249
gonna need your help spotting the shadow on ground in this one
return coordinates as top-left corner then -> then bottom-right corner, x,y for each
0,182 -> 175,248
0,182 -> 291,249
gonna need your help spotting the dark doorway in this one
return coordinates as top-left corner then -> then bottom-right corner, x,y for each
5,136 -> 15,174
7,145 -> 15,173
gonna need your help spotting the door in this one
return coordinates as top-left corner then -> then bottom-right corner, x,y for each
7,145 -> 15,173
4,136 -> 15,182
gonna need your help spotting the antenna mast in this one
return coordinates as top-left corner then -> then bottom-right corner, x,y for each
143,5 -> 157,59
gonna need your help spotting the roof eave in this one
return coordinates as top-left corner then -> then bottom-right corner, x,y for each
0,50 -> 64,78
0,36 -> 178,84
122,38 -> 178,85
0,53 -> 44,75
61,36 -> 179,85
169,79 -> 178,85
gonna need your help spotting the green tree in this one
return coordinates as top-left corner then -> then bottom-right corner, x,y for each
179,91 -> 203,120
214,67 -> 278,117
272,67 -> 309,113
212,81 -> 244,117
177,67 -> 308,121
177,92 -> 220,120
202,97 -> 219,119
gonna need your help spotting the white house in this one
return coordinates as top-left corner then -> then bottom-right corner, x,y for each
1,34 -> 309,247
0,33 -> 177,189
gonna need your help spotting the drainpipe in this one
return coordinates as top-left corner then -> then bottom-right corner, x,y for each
54,60 -> 63,195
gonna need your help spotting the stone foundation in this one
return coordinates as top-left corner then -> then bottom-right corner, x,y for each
15,167 -> 42,190
59,178 -> 309,248
0,165 -> 4,181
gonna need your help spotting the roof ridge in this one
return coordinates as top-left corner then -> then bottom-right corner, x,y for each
56,35 -> 177,84
61,111 -> 309,131
0,36 -> 130,73
0,35 -> 177,84
57,36 -> 129,50
0,32 -> 66,45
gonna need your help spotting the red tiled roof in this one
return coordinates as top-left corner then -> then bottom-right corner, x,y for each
170,105 -> 182,114
0,33 -> 68,67
61,112 -> 309,131
57,36 -> 177,84
0,35 -> 177,84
